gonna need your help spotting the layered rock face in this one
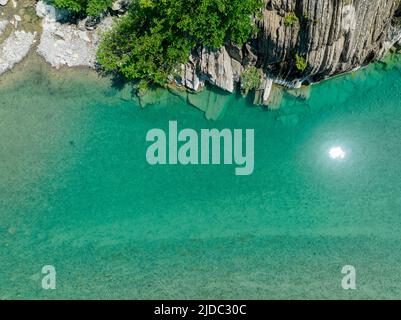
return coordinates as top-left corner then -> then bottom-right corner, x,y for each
180,0 -> 401,102
0,0 -> 399,108
256,0 -> 401,82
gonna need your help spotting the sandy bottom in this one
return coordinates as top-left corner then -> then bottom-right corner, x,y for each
0,54 -> 401,299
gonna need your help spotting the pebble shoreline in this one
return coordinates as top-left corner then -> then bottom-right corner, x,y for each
0,1 -> 114,76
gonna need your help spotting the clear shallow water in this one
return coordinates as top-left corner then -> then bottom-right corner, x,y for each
0,55 -> 401,299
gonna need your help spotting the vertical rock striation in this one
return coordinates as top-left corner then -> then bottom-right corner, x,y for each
255,0 -> 401,82
180,0 -> 401,102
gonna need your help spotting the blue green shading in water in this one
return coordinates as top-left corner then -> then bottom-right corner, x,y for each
0,55 -> 401,299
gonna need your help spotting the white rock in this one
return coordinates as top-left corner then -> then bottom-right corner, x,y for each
54,30 -> 65,38
342,5 -> 356,32
0,31 -> 36,75
36,4 -> 114,70
36,1 -> 68,22
0,19 -> 7,36
0,0 -> 8,6
78,31 -> 90,42
37,20 -> 96,68
199,47 -> 235,93
262,78 -> 273,103
112,0 -> 132,11
14,15 -> 21,22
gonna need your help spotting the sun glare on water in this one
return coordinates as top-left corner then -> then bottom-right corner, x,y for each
329,146 -> 346,160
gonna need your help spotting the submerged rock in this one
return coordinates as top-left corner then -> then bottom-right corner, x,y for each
287,86 -> 311,100
187,89 -> 230,120
137,87 -> 172,108
276,113 -> 299,126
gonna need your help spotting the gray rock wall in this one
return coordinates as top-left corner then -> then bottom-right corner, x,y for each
181,0 -> 401,97
255,0 -> 401,82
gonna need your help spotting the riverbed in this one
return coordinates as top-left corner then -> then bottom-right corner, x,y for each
0,54 -> 400,299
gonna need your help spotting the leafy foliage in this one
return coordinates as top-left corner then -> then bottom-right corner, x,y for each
241,66 -> 261,92
52,0 -> 113,16
295,54 -> 307,72
284,12 -> 299,27
97,0 -> 264,86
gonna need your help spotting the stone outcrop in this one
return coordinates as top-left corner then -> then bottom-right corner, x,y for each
180,46 -> 243,93
111,0 -> 132,12
37,19 -> 97,68
0,30 -> 36,75
36,1 -> 114,68
255,0 -> 401,82
179,0 -> 401,103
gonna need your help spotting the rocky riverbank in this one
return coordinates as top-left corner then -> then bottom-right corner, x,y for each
179,0 -> 401,105
0,0 -> 114,75
35,1 -> 114,68
0,0 -> 400,110
0,30 -> 36,74
0,0 -> 38,75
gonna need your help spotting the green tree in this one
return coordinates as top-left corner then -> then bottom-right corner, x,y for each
241,66 -> 261,92
52,0 -> 112,16
97,0 -> 264,86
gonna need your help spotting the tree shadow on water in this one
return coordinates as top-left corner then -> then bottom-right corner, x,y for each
97,68 -> 138,99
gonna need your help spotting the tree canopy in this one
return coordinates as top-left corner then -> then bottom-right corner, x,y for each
52,0 -> 113,17
97,0 -> 264,87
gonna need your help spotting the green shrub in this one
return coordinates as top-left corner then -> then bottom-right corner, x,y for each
97,0 -> 264,87
52,0 -> 112,16
241,66 -> 261,92
87,0 -> 113,16
295,54 -> 307,72
284,12 -> 299,27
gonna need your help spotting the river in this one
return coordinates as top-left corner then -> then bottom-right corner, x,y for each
0,54 -> 400,299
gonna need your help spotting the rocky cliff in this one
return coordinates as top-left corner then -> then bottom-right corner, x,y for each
180,0 -> 401,104
256,0 -> 401,81
0,0 -> 400,109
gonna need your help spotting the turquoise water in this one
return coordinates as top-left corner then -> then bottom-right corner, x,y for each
0,55 -> 401,299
